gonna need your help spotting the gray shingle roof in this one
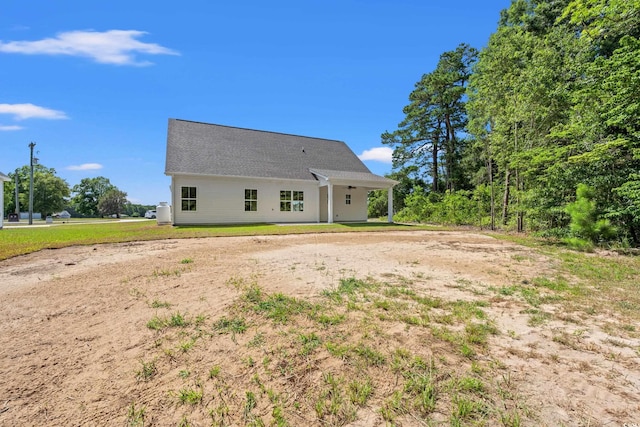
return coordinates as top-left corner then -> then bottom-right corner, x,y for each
165,119 -> 391,184
0,171 -> 10,182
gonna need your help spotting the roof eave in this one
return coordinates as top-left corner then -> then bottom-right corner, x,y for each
309,168 -> 398,189
165,171 -> 318,183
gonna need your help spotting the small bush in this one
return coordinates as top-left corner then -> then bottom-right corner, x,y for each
562,236 -> 594,252
565,184 -> 616,244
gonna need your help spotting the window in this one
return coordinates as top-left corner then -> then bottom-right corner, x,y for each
293,191 -> 304,212
181,186 -> 197,211
280,190 -> 291,211
245,189 -> 257,211
345,194 -> 351,205
280,190 -> 304,212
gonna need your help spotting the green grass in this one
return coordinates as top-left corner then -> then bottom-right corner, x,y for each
348,377 -> 373,406
135,359 -> 158,381
213,316 -> 247,335
209,365 -> 221,379
135,273 -> 542,426
251,292 -> 317,324
126,402 -> 146,427
299,332 -> 322,355
146,311 -> 190,330
243,391 -> 258,418
177,387 -> 203,405
487,235 -> 640,344
0,220 -> 431,260
149,299 -> 172,309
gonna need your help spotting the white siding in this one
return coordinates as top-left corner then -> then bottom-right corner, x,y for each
171,175 -> 319,225
332,186 -> 368,222
319,186 -> 328,222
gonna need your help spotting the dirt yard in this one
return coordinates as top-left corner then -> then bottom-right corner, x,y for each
0,230 -> 638,426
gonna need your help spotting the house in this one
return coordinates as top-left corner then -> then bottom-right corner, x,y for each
53,210 -> 71,219
0,171 -> 10,229
164,119 -> 397,225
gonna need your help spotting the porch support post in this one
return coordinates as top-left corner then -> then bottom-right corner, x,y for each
328,183 -> 334,224
387,186 -> 394,223
0,182 -> 4,229
170,178 -> 175,225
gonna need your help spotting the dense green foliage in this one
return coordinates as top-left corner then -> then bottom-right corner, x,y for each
564,184 -> 617,250
384,0 -> 640,246
97,188 -> 128,218
3,170 -> 139,219
1,164 -> 156,220
70,176 -> 118,217
121,202 -> 157,218
367,166 -> 426,218
3,165 -> 70,217
382,44 -> 477,194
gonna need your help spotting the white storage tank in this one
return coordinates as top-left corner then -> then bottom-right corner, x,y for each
156,202 -> 171,225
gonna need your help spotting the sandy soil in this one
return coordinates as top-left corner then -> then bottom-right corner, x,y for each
0,231 -> 638,426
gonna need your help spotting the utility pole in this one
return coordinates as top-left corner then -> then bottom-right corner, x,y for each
14,171 -> 19,219
29,142 -> 36,225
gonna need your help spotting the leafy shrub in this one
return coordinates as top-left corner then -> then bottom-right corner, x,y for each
562,237 -> 594,252
565,184 -> 616,244
395,187 -> 481,226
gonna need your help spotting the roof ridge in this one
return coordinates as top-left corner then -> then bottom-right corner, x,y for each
171,118 -> 345,144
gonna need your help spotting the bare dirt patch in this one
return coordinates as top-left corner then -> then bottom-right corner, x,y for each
0,231 -> 638,426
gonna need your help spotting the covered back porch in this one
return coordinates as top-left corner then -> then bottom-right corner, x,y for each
311,169 -> 398,224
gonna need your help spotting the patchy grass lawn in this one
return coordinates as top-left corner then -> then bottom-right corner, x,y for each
1,229 -> 639,426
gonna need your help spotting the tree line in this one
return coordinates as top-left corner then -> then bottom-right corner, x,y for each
2,167 -> 154,219
371,0 -> 640,249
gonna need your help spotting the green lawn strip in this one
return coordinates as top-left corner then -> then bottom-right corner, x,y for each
0,221 -> 435,260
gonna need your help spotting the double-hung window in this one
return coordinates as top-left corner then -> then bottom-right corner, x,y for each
280,190 -> 304,212
245,189 -> 257,211
181,186 -> 197,211
280,190 -> 291,211
345,194 -> 351,205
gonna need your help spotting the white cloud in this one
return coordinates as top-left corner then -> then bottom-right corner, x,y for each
0,124 -> 23,131
0,103 -> 68,120
66,163 -> 103,171
358,146 -> 393,163
0,29 -> 179,66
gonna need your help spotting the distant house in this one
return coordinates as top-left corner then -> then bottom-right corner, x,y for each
54,210 -> 71,219
0,171 -> 10,229
164,119 -> 397,225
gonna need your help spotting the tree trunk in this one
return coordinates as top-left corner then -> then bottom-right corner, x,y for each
513,120 -> 522,232
517,212 -> 524,232
444,114 -> 455,192
431,136 -> 439,193
628,220 -> 639,246
517,178 -> 524,233
502,169 -> 511,226
487,157 -> 495,231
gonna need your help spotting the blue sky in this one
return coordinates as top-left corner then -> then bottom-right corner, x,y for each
1,0 -> 510,206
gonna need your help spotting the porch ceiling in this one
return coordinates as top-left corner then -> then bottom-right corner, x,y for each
309,168 -> 397,189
